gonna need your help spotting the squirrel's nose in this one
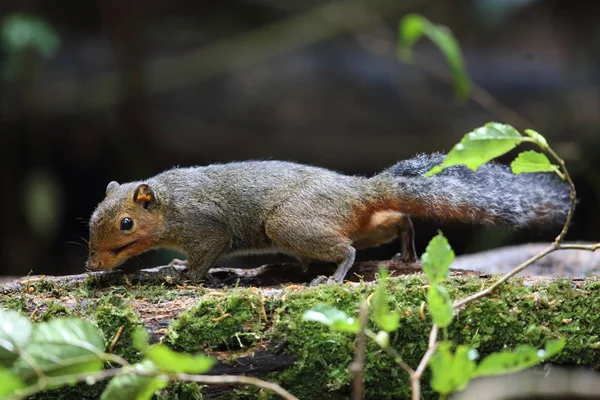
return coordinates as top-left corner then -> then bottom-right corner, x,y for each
86,251 -> 101,270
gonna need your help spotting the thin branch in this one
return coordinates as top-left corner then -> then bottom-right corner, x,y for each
545,146 -> 577,244
11,366 -> 298,400
10,368 -> 126,399
172,373 -> 299,400
453,244 -> 557,309
410,324 -> 439,400
556,243 -> 600,251
351,301 -> 369,400
108,325 -> 125,353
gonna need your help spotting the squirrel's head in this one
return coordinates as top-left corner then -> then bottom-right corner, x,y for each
86,181 -> 166,271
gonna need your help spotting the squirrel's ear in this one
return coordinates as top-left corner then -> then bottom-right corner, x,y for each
106,181 -> 120,196
133,184 -> 157,209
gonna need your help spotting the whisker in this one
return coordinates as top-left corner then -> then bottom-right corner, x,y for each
75,217 -> 90,227
65,241 -> 88,249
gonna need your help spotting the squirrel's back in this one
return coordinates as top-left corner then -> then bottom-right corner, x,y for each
154,160 -> 368,211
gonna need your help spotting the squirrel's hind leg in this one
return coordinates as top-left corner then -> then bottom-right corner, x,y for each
352,211 -> 417,263
265,217 -> 357,285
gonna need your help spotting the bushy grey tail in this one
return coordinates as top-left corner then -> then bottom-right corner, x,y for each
378,153 -> 571,227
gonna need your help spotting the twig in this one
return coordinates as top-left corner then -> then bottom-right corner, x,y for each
107,326 -> 125,353
410,324 -> 439,400
545,146 -> 577,244
453,245 -> 556,309
10,365 -> 298,400
172,373 -> 299,400
18,275 -> 47,285
351,301 -> 369,400
556,243 -> 600,251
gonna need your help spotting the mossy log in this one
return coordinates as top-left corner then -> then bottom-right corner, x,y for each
1,255 -> 599,400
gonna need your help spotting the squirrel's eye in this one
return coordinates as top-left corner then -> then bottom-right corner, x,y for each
120,217 -> 134,231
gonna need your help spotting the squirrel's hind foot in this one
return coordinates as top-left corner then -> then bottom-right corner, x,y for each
309,275 -> 341,286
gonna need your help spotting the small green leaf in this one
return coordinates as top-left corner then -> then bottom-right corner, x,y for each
427,285 -> 453,328
543,338 -> 566,356
426,123 -> 525,176
101,360 -> 167,400
13,318 -> 105,383
524,129 -> 548,148
303,305 -> 360,333
374,331 -> 390,348
398,14 -> 470,101
430,342 -> 476,394
371,267 -> 400,332
510,150 -> 557,174
146,344 -> 215,374
429,341 -> 453,394
0,365 -> 25,396
475,339 -> 565,377
421,232 -> 454,284
132,327 -> 149,352
1,14 -> 60,57
0,309 -> 32,368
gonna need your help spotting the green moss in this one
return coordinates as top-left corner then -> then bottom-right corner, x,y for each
31,280 -> 61,296
37,301 -> 71,321
271,279 -> 426,399
263,276 -> 600,399
0,292 -> 30,315
83,272 -> 128,290
3,273 -> 600,400
168,292 -> 266,352
93,301 -> 145,363
156,382 -> 203,400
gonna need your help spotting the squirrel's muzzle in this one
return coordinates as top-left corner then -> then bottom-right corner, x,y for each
86,249 -> 116,271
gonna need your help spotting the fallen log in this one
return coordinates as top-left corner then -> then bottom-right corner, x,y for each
1,246 -> 599,399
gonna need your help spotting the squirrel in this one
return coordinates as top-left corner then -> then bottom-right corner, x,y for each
86,153 -> 570,284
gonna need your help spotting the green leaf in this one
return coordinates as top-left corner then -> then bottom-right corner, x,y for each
426,123 -> 525,176
427,285 -> 453,328
475,339 -> 565,377
421,232 -> 454,284
510,150 -> 558,175
524,129 -> 548,148
1,14 -> 60,57
132,327 -> 149,352
398,14 -> 470,101
101,360 -> 167,400
0,309 -> 32,368
430,342 -> 477,394
371,267 -> 400,332
13,318 -> 105,383
302,305 -> 360,333
373,331 -> 390,348
0,365 -> 25,396
146,344 -> 215,374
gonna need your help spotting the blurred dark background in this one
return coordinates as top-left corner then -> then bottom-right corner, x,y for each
1,0 -> 598,277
